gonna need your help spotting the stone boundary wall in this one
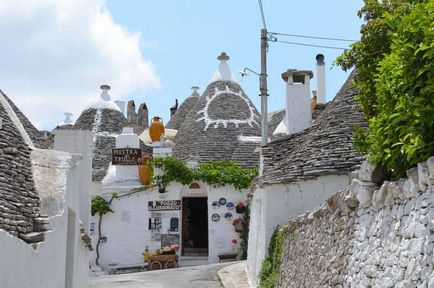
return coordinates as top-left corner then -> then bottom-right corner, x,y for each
276,157 -> 434,288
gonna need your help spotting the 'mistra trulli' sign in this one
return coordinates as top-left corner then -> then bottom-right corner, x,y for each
112,148 -> 142,165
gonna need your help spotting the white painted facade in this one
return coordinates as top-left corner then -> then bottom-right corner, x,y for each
91,182 -> 248,269
247,174 -> 351,286
0,130 -> 93,288
90,129 -> 248,270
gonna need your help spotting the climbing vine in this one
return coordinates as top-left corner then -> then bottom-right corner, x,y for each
91,193 -> 117,266
259,225 -> 287,288
153,157 -> 258,190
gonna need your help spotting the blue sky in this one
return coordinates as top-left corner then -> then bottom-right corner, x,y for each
0,1 -> 363,129
106,0 -> 363,123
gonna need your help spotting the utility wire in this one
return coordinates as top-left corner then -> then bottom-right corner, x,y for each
269,31 -> 357,42
274,39 -> 348,50
257,0 -> 267,30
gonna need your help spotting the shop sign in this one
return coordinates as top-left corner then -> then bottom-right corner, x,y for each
112,148 -> 142,165
148,200 -> 181,211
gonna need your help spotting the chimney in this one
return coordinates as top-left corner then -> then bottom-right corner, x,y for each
315,54 -> 326,104
138,103 -> 149,128
191,86 -> 200,97
100,85 -> 111,101
127,100 -> 137,124
282,69 -> 313,135
115,101 -> 126,116
169,99 -> 178,118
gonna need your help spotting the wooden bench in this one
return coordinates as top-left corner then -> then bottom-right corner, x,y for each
218,253 -> 238,263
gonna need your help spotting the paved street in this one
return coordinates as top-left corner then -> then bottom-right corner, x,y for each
89,263 -> 231,288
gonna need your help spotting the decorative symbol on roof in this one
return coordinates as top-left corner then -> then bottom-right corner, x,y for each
196,85 -> 259,131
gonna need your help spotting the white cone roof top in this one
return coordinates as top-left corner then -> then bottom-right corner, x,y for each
59,112 -> 74,126
210,52 -> 238,83
84,85 -> 122,112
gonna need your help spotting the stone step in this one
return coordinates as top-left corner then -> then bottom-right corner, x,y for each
179,256 -> 209,267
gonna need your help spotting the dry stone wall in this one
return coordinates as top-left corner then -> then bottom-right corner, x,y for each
276,157 -> 434,288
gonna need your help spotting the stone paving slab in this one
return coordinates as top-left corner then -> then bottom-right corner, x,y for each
218,261 -> 253,288
89,263 -> 230,288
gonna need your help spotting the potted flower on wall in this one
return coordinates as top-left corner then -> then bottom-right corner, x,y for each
232,218 -> 243,233
236,202 -> 245,214
231,239 -> 238,254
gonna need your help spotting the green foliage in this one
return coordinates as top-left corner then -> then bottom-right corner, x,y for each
237,203 -> 250,260
195,161 -> 259,190
337,0 -> 434,178
153,157 -> 258,190
91,193 -> 117,216
258,226 -> 287,288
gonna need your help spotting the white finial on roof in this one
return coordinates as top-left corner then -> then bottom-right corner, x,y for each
84,84 -> 121,112
62,112 -> 73,125
100,84 -> 111,101
191,86 -> 200,97
210,52 -> 237,83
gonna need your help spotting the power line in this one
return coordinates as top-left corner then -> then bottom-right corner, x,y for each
274,39 -> 348,50
257,0 -> 267,30
269,31 -> 357,43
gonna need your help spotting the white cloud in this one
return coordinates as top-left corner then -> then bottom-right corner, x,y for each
0,0 -> 160,129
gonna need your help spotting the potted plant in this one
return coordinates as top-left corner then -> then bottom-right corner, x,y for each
231,239 -> 238,253
232,218 -> 243,233
236,202 -> 246,214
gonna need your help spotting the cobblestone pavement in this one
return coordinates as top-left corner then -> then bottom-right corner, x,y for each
89,263 -> 230,288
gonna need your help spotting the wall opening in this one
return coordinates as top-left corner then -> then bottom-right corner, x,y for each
182,197 -> 208,256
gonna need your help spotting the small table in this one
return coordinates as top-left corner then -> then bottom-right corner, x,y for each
218,253 -> 238,263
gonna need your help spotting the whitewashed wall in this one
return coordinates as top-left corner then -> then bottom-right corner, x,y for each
247,174 -> 351,286
0,133 -> 92,288
91,182 -> 249,268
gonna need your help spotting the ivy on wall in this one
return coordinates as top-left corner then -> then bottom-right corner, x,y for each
91,193 -> 117,266
259,225 -> 287,288
153,156 -> 258,190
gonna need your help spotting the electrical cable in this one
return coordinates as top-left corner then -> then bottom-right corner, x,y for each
257,0 -> 267,30
274,39 -> 348,50
269,31 -> 357,42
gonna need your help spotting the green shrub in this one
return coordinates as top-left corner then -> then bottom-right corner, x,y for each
337,0 -> 434,178
258,226 -> 287,288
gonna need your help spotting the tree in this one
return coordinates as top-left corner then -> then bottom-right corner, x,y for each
337,0 -> 434,177
91,193 -> 117,266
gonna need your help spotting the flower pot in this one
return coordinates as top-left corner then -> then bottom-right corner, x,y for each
236,206 -> 245,214
149,116 -> 165,142
234,221 -> 243,233
138,164 -> 151,185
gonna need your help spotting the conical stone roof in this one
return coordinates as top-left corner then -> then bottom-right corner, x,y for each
166,87 -> 200,130
174,55 -> 261,167
0,90 -> 44,244
73,86 -> 128,182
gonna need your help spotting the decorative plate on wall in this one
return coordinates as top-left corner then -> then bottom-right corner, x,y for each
224,212 -> 233,221
226,202 -> 234,210
212,201 -> 220,209
211,213 -> 221,222
219,198 -> 227,205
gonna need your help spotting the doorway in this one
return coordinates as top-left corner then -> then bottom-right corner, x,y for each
182,197 -> 208,256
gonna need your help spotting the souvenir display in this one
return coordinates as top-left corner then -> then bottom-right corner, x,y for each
224,212 -> 233,221
219,197 -> 227,205
211,213 -> 220,222
226,202 -> 234,210
212,201 -> 220,209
